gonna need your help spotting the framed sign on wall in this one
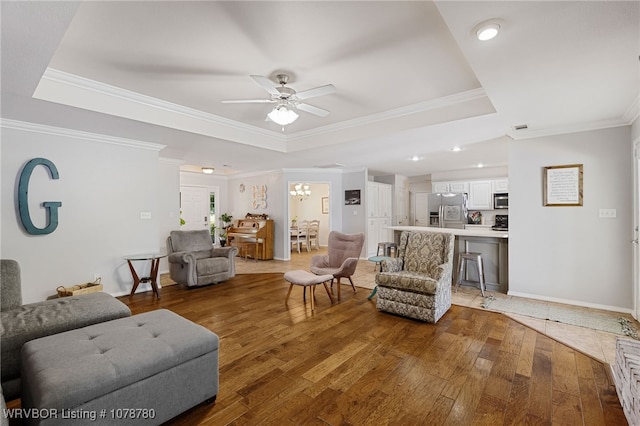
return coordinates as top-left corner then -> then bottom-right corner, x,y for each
543,164 -> 583,206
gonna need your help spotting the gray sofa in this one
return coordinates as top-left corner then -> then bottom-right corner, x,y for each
0,259 -> 131,401
167,230 -> 238,287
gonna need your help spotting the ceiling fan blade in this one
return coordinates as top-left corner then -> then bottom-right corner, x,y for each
250,75 -> 280,96
296,102 -> 330,117
295,84 -> 336,100
221,99 -> 275,104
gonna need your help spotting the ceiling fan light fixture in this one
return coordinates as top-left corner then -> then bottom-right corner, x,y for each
268,104 -> 299,126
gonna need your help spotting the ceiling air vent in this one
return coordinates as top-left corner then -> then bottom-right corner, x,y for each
512,124 -> 528,131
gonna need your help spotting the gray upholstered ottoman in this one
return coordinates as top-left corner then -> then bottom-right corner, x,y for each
20,309 -> 219,425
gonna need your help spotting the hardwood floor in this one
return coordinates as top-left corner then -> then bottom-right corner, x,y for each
122,273 -> 627,425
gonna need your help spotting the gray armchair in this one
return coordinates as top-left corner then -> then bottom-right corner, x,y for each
375,231 -> 454,323
310,231 -> 365,300
167,230 -> 238,287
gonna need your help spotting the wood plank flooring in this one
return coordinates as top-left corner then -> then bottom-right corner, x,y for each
122,273 -> 626,425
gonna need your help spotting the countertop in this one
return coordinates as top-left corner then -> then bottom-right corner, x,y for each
387,226 -> 509,239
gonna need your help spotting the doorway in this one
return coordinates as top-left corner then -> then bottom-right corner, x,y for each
180,185 -> 220,239
287,182 -> 330,260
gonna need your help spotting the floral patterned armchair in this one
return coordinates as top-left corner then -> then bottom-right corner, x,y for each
375,231 -> 455,323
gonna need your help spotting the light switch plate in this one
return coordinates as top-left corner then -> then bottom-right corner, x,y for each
599,209 -> 616,218
140,211 -> 152,220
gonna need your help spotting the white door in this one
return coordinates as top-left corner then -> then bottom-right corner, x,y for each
180,186 -> 210,231
414,192 -> 429,226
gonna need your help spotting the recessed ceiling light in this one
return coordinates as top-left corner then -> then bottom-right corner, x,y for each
201,167 -> 214,174
477,163 -> 484,168
450,146 -> 462,152
409,155 -> 422,162
472,20 -> 502,41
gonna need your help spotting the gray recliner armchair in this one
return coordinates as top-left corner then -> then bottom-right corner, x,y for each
167,230 -> 238,287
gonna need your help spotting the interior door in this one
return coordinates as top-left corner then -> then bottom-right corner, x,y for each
180,186 -> 210,231
414,192 -> 429,226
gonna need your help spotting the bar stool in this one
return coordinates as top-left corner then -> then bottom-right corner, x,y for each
456,252 -> 486,296
377,242 -> 397,257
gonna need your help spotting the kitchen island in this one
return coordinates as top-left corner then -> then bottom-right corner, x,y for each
387,226 -> 509,293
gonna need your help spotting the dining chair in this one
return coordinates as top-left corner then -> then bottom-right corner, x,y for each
291,220 -> 309,253
307,220 -> 320,251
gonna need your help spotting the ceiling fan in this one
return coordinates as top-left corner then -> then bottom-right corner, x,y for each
221,74 -> 336,126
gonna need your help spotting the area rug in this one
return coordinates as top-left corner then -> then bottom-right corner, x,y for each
482,295 -> 639,340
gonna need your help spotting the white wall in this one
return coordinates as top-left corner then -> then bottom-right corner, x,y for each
226,171 -> 284,257
431,165 -> 508,182
157,158 -> 182,273
1,121 -> 168,303
223,169 -> 356,260
509,126 -> 633,311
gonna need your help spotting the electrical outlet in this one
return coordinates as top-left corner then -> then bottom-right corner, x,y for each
94,273 -> 101,282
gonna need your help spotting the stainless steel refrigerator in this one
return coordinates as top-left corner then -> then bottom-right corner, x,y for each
427,193 -> 468,229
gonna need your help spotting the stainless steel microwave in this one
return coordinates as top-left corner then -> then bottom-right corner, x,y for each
493,193 -> 509,209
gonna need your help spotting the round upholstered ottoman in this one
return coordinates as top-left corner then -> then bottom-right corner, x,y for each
20,309 -> 218,425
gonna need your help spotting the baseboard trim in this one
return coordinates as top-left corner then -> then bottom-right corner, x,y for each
507,290 -> 632,314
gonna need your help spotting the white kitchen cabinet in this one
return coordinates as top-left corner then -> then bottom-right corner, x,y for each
413,192 -> 429,227
468,180 -> 493,210
493,179 -> 509,193
367,218 -> 392,256
432,182 -> 449,193
449,181 -> 469,193
367,182 -> 392,218
432,181 -> 469,194
367,181 -> 393,256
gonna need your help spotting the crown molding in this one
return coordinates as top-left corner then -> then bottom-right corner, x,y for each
41,68 -> 282,139
285,88 -> 488,143
0,118 -> 166,151
38,68 -> 490,152
282,167 -> 345,175
38,68 -> 288,151
507,117 -> 630,140
227,169 -> 282,180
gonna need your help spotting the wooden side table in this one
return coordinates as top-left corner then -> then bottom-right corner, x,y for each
124,253 -> 167,299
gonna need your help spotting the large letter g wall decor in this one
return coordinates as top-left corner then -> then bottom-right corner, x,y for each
18,158 -> 62,235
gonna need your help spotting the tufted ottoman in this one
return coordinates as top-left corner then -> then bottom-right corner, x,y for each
20,309 -> 219,425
